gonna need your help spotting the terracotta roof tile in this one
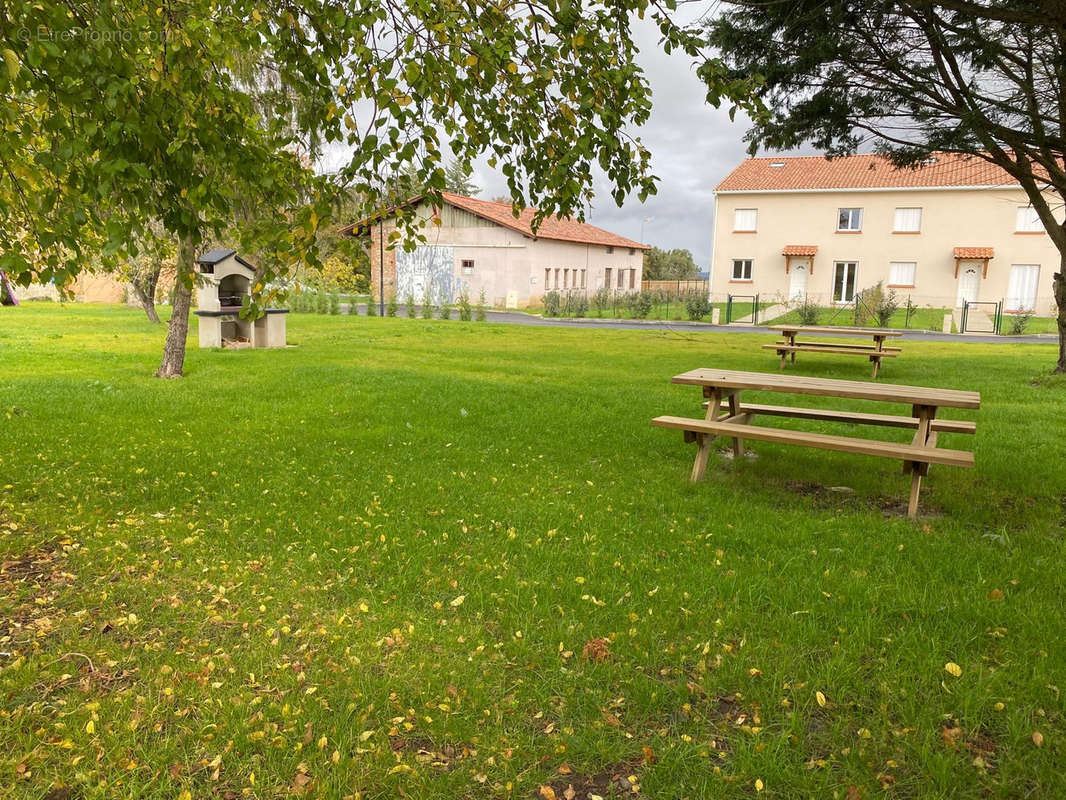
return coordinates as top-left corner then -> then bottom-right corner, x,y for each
340,192 -> 648,250
782,245 -> 818,256
716,153 -> 1019,192
954,247 -> 994,259
439,192 -> 648,249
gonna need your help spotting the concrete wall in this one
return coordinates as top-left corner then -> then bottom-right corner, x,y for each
711,187 -> 1062,314
366,206 -> 645,308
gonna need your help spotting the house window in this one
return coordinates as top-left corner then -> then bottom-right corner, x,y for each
837,208 -> 863,231
629,269 -> 635,289
461,259 -> 474,275
893,208 -> 922,233
888,261 -> 917,288
581,269 -> 587,289
563,268 -> 569,289
1007,264 -> 1040,311
734,208 -> 758,232
554,268 -> 560,289
617,269 -> 625,289
545,268 -> 551,288
833,261 -> 858,302
606,246 -> 614,254
731,259 -> 753,281
1016,206 -> 1042,232
604,267 -> 612,288
628,248 -> 636,255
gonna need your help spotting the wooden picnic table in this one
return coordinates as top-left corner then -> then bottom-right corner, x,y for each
765,325 -> 904,378
652,368 -> 979,517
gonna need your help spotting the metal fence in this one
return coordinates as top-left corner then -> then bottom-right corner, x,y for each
960,300 -> 1002,334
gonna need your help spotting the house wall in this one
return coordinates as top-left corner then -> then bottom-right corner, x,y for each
711,187 -> 1062,314
365,206 -> 644,308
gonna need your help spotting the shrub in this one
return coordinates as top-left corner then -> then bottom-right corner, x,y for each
347,294 -> 359,315
315,291 -> 330,314
631,291 -> 653,319
404,293 -> 415,318
328,292 -> 341,315
1006,309 -> 1033,335
542,290 -> 561,317
457,290 -> 472,321
795,296 -> 819,325
592,288 -> 610,317
563,291 -> 588,317
437,298 -> 452,319
684,289 -> 712,321
386,292 -> 398,317
475,289 -> 487,322
856,281 -> 899,327
421,288 -> 433,319
366,295 -> 377,316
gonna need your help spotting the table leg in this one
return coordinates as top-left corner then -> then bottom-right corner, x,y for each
907,465 -> 922,518
691,387 -> 722,481
727,394 -> 745,457
790,333 -> 797,363
871,356 -> 880,379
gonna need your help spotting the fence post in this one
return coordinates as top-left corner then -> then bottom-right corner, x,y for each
961,301 -> 968,333
726,294 -> 733,324
754,293 -> 760,326
995,300 -> 1002,334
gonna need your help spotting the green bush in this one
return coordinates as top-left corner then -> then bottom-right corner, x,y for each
437,298 -> 452,320
347,295 -> 359,315
457,290 -> 472,321
404,293 -> 415,318
421,288 -> 433,319
328,292 -> 341,315
315,291 -> 329,314
542,291 -> 561,317
856,282 -> 898,327
563,291 -> 588,317
386,292 -> 398,317
592,288 -> 610,317
366,296 -> 377,316
796,297 -> 820,325
475,289 -> 487,322
1006,309 -> 1033,335
631,291 -> 653,319
684,289 -> 712,321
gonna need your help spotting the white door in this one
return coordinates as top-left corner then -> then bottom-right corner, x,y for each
1006,264 -> 1040,311
956,266 -> 980,307
788,262 -> 809,301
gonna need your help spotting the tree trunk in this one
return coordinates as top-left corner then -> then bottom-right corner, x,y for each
131,281 -> 160,323
155,234 -> 196,378
1055,260 -> 1066,374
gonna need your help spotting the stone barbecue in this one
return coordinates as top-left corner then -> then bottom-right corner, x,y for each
193,249 -> 287,349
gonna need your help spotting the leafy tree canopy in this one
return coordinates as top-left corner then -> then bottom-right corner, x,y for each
644,246 -> 699,280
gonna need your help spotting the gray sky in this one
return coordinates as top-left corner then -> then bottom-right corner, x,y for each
468,14 -> 757,270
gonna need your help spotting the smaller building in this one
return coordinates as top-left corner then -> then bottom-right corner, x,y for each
193,249 -> 288,348
341,192 -> 648,308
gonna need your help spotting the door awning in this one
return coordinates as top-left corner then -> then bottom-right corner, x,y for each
782,245 -> 818,274
953,247 -> 994,278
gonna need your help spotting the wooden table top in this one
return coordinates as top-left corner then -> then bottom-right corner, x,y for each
671,368 -> 981,409
767,325 -> 904,338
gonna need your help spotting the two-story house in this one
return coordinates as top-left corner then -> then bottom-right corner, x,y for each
710,153 -> 1060,315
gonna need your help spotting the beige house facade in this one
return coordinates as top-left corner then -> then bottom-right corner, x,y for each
711,154 -> 1061,315
343,192 -> 647,309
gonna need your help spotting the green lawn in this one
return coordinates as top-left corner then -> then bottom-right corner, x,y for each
2,304 -> 1065,799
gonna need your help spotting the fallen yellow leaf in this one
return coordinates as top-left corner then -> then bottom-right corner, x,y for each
816,691 -> 827,707
944,662 -> 963,677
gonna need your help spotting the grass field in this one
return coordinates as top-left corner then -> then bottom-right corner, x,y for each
762,306 -> 954,332
2,304 -> 1065,799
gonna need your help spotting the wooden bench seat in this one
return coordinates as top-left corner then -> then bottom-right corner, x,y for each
652,415 -> 975,468
777,339 -> 902,353
763,343 -> 900,358
700,401 -> 976,434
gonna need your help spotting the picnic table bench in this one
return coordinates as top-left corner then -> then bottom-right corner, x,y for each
765,325 -> 903,378
651,368 -> 979,517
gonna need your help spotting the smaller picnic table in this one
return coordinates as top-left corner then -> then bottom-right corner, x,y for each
652,368 -> 979,517
766,325 -> 903,378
